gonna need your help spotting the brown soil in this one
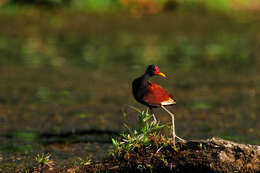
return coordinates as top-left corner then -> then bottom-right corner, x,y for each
29,138 -> 260,173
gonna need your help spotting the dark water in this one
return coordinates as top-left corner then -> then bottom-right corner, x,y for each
0,11 -> 260,171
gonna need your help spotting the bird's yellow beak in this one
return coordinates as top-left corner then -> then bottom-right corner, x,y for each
157,72 -> 166,78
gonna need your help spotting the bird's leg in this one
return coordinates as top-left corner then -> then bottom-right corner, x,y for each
161,105 -> 186,145
149,108 -> 157,124
161,105 -> 176,145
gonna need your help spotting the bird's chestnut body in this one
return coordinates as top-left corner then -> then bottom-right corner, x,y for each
132,64 -> 185,145
132,65 -> 176,109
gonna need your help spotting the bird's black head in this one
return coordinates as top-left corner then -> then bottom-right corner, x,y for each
145,64 -> 166,78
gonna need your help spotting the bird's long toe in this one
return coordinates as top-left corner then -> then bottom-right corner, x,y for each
152,114 -> 157,124
176,136 -> 186,143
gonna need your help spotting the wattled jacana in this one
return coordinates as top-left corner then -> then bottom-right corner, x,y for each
132,64 -> 185,145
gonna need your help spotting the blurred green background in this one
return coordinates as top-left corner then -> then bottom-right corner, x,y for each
0,0 -> 260,171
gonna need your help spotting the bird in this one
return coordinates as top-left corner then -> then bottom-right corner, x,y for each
132,64 -> 185,145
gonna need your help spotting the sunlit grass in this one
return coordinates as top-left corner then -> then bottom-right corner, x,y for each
35,153 -> 55,170
111,109 -> 174,159
74,156 -> 92,166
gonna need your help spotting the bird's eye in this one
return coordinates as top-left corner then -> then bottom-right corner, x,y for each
154,65 -> 159,73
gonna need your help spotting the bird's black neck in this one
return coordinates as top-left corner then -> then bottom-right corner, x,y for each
132,72 -> 153,105
141,73 -> 151,86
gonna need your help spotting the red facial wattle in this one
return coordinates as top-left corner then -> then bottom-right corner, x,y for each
154,65 -> 166,78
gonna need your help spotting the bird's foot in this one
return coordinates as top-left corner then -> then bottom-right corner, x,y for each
171,134 -> 186,145
172,136 -> 176,147
176,136 -> 186,143
152,114 -> 157,124
172,136 -> 186,147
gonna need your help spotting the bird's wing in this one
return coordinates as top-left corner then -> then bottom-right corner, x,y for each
143,81 -> 176,106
